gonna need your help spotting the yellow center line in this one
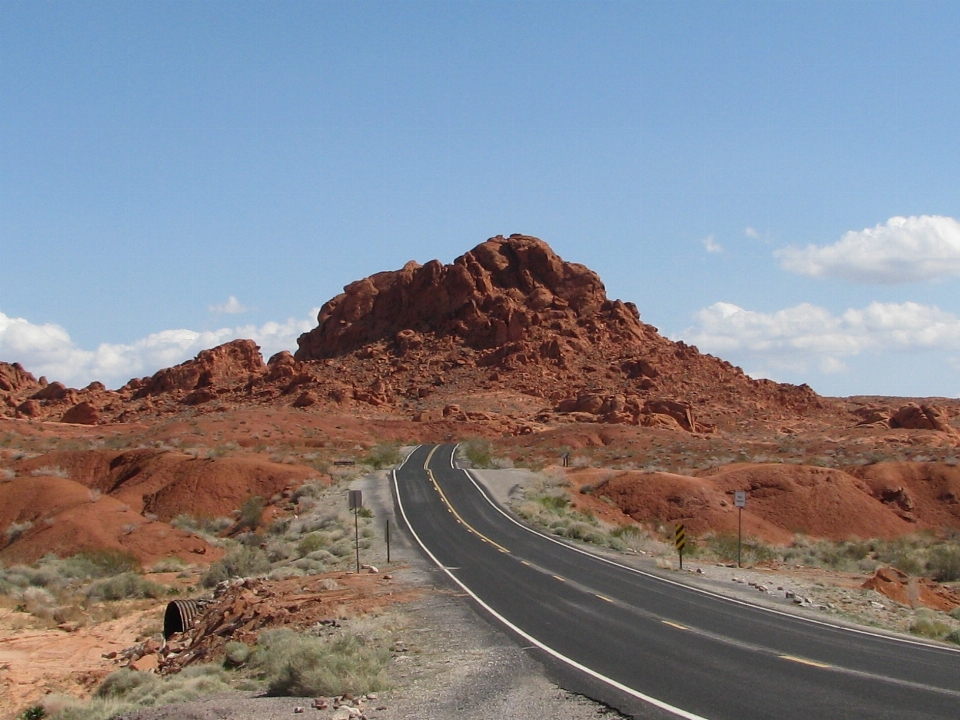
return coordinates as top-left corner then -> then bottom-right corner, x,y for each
662,621 -> 688,630
780,655 -> 833,669
425,463 -> 511,555
596,594 -> 613,603
423,445 -> 440,469
520,560 -> 531,566
552,575 -> 566,582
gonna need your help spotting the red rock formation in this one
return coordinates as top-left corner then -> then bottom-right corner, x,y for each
129,339 -> 266,401
294,234 -> 824,430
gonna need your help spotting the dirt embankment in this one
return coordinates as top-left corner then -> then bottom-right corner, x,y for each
1,449 -> 327,566
573,461 -> 960,542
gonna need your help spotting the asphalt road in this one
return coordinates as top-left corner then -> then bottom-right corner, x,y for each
393,443 -> 960,720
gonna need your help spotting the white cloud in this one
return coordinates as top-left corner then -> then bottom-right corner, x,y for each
209,296 -> 248,314
0,309 -> 319,390
703,235 -> 723,253
744,226 -> 760,239
679,300 -> 960,377
776,215 -> 960,283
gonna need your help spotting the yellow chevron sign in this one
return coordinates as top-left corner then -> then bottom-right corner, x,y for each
675,524 -> 686,552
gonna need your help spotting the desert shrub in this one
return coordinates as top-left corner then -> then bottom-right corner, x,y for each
292,481 -> 324,503
95,669 -> 160,699
171,514 -> 232,537
86,572 -> 164,602
237,496 -> 265,531
223,641 -> 252,668
297,533 -> 328,557
950,607 -> 960,621
251,629 -> 390,697
149,557 -> 186,573
201,546 -> 270,587
17,707 -> 45,720
461,439 -> 494,469
538,494 -> 569,512
363,443 -> 402,470
4,520 -> 33,545
927,545 -> 960,582
51,664 -> 230,719
68,549 -> 141,578
946,629 -> 960,645
909,611 -> 952,639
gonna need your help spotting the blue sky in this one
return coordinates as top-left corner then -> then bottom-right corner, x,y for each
2,1 -> 960,396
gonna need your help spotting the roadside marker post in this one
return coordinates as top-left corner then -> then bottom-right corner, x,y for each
386,519 -> 391,564
734,491 -> 747,568
675,524 -> 686,570
349,489 -> 363,573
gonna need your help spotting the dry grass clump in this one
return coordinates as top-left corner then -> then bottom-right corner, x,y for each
459,439 -> 495,469
247,621 -> 393,697
362,443 -> 402,470
36,664 -> 232,720
0,549 -> 174,629
909,609 -> 954,641
516,488 -> 625,549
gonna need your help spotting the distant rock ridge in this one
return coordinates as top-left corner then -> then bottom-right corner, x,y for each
5,234 -> 957,439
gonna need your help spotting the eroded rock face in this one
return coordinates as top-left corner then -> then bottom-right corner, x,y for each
129,339 -> 266,400
295,234 -> 642,360
0,362 -> 40,394
890,403 -> 958,435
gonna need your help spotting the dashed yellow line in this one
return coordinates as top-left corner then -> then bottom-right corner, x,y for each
596,594 -> 613,603
662,621 -> 688,631
553,575 -> 566,582
780,655 -> 833,669
521,560 -> 532,566
424,450 -> 510,555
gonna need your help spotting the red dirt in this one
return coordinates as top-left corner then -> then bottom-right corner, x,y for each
581,462 -> 960,542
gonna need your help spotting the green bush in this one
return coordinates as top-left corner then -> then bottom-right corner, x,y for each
946,629 -> 960,645
86,572 -> 165,602
927,545 -> 960,582
17,706 -> 45,720
909,612 -> 951,639
462,440 -> 494,469
201,546 -> 270,587
538,495 -> 569,512
223,641 -> 252,668
251,629 -> 390,697
363,443 -> 402,470
238,496 -> 265,531
95,669 -> 160,698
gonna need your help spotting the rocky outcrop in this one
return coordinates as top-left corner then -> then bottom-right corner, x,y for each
296,234 -> 643,360
890,403 -> 958,435
128,339 -> 266,401
0,362 -> 40,395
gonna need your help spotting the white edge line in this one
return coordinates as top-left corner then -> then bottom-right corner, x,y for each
392,455 -> 711,720
458,454 -> 960,655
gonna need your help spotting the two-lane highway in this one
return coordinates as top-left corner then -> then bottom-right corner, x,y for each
393,444 -> 960,719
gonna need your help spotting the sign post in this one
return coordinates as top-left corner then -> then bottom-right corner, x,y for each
734,491 -> 747,568
348,490 -> 363,573
675,523 -> 686,570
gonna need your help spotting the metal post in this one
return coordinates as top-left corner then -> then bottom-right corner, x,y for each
737,506 -> 742,568
354,508 -> 360,573
386,519 -> 391,564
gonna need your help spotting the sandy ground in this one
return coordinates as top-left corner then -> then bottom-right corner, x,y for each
0,605 -> 163,718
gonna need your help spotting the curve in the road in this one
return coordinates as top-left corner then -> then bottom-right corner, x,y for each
393,443 -> 960,720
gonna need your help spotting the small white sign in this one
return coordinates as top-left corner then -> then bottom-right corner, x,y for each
734,491 -> 747,508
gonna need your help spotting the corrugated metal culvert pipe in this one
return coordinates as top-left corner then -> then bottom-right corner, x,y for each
163,598 -> 202,639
